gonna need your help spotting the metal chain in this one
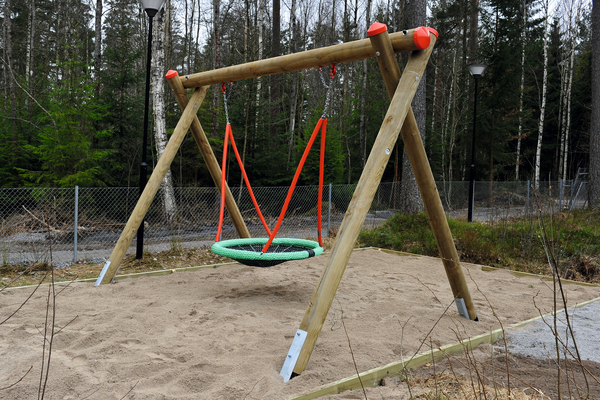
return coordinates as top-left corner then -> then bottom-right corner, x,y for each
222,82 -> 230,125
318,66 -> 336,119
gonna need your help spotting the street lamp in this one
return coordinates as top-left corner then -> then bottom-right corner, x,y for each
467,62 -> 486,222
136,0 -> 166,259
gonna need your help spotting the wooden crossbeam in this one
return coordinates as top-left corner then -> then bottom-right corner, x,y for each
179,28 -> 433,88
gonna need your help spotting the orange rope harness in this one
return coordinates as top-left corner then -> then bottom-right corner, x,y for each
216,64 -> 336,253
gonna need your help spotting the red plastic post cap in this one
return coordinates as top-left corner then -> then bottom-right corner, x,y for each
165,70 -> 179,79
413,26 -> 431,49
427,27 -> 439,39
367,22 -> 387,37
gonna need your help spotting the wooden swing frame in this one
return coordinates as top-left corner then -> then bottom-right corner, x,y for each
96,24 -> 478,378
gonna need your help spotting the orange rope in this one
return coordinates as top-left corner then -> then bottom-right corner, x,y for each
215,124 -> 272,241
262,118 -> 327,253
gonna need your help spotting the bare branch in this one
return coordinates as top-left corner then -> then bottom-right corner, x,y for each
0,366 -> 34,391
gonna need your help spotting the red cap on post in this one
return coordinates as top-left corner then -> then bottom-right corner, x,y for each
427,27 -> 439,38
367,22 -> 388,37
413,26 -> 431,49
165,70 -> 179,79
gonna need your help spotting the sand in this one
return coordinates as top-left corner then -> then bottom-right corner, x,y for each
1,249 -> 599,399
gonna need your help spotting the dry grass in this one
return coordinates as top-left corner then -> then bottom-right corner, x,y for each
407,373 -> 551,399
0,246 -> 231,287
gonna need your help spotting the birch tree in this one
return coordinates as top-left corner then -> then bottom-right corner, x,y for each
271,0 -> 281,139
3,0 -> 18,164
152,6 -> 176,223
534,0 -> 549,189
516,0 -> 528,180
287,0 -> 299,162
26,0 -> 36,91
211,0 -> 221,138
590,0 -> 600,208
255,0 -> 265,136
558,0 -> 583,181
359,0 -> 371,168
94,0 -> 102,95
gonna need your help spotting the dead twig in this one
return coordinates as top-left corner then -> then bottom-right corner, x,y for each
242,377 -> 265,400
119,381 -> 139,400
78,385 -> 104,400
38,208 -> 57,400
336,298 -> 368,399
0,366 -> 34,391
535,190 -> 591,397
1,272 -> 48,324
22,206 -> 63,233
464,267 -> 512,396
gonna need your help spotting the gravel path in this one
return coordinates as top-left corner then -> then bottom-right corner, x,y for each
503,298 -> 600,363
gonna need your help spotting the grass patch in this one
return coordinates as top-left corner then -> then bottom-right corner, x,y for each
358,209 -> 600,283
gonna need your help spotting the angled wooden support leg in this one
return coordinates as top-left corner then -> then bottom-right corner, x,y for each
290,33 -> 436,376
166,71 -> 250,239
97,87 -> 208,285
369,25 -> 477,321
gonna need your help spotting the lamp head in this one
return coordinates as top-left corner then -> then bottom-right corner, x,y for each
138,0 -> 166,17
467,63 -> 487,78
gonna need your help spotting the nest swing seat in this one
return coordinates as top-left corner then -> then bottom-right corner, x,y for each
211,237 -> 323,267
212,68 -> 336,267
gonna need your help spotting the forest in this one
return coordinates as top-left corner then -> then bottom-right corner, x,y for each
0,0 -> 595,194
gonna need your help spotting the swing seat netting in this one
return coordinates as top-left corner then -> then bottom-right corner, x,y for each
212,238 -> 323,267
211,77 -> 332,267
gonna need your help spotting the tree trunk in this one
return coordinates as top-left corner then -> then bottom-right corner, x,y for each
447,49 -> 458,189
3,0 -> 18,156
469,0 -> 479,61
211,0 -> 221,138
516,0 -> 527,180
287,0 -> 298,164
562,9 -> 578,181
590,0 -> 600,208
255,0 -> 264,137
270,0 -> 281,139
184,0 -> 189,72
165,0 -> 172,71
26,0 -> 36,90
94,0 -> 102,96
534,0 -> 549,190
343,0 -> 352,183
152,8 -> 177,223
359,0 -> 371,168
239,0 -> 251,194
399,0 -> 426,214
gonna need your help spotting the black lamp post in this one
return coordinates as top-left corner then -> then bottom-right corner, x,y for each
467,62 -> 486,222
136,0 -> 166,259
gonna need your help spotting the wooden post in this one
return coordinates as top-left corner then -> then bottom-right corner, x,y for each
166,71 -> 251,239
98,87 -> 208,285
369,23 -> 477,321
179,28 -> 433,88
292,33 -> 437,375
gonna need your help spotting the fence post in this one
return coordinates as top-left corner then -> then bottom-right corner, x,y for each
526,180 -> 530,214
559,179 -> 563,210
472,180 -> 475,219
327,183 -> 332,236
74,185 -> 78,262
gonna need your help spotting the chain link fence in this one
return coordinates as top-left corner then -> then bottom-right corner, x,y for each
0,180 -> 588,266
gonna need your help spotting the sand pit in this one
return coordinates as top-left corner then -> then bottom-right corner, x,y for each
1,248 -> 599,399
